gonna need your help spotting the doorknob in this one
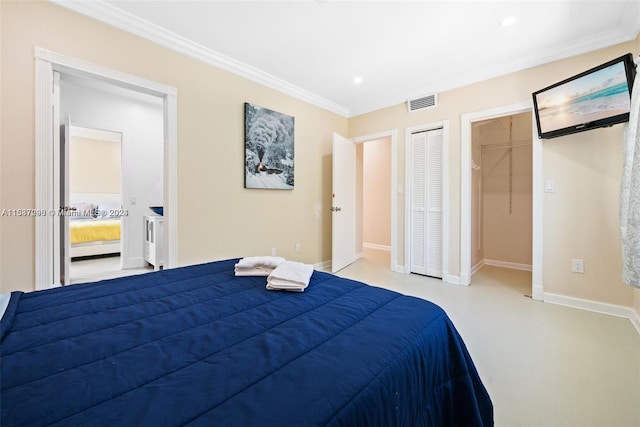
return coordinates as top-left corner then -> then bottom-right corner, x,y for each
330,206 -> 342,212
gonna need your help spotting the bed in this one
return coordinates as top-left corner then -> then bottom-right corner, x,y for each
69,193 -> 122,258
0,258 -> 493,426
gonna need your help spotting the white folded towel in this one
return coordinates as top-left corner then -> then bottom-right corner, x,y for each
235,256 -> 285,269
266,282 -> 306,292
266,261 -> 314,292
234,256 -> 286,276
234,267 -> 273,277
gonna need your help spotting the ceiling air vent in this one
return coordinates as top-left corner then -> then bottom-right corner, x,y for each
407,94 -> 437,112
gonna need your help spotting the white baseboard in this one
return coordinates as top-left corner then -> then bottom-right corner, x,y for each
471,260 -> 484,276
544,292 -> 640,336
459,271 -> 470,286
362,242 -> 391,251
484,259 -> 532,271
391,263 -> 405,274
314,260 -> 332,271
631,309 -> 640,335
532,285 -> 544,301
445,274 -> 461,285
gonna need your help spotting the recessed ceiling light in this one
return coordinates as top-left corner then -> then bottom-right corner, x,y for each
501,16 -> 517,27
353,76 -> 363,85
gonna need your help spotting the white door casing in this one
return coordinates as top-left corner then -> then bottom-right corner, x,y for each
35,47 -> 178,290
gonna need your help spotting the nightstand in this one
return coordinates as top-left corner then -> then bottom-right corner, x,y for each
143,215 -> 163,270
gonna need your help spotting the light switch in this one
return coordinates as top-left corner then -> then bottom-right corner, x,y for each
545,181 -> 555,193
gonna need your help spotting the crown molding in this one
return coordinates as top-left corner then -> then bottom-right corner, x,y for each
50,0 -> 350,118
351,24 -> 639,117
51,0 -> 638,119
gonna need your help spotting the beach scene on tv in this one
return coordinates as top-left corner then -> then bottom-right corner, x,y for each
535,61 -> 631,134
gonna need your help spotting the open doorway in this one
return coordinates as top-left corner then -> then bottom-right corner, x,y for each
350,130 -> 400,272
461,101 -> 543,300
59,73 -> 164,284
470,112 -> 533,291
34,47 -> 177,290
358,137 -> 392,270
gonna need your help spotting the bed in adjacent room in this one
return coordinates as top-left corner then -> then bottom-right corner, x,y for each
0,258 -> 493,426
69,193 -> 122,258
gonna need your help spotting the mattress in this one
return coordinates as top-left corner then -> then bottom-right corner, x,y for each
69,218 -> 121,244
0,259 -> 492,426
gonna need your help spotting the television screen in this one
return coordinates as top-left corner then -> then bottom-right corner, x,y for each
532,53 -> 636,139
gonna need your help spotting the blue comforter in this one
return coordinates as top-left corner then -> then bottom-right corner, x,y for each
1,259 -> 492,426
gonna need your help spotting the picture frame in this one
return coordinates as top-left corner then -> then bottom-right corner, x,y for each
244,103 -> 295,189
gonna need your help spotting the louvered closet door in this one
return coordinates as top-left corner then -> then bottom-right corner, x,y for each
410,129 -> 443,278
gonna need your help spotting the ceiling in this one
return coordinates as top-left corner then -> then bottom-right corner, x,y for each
54,1 -> 639,117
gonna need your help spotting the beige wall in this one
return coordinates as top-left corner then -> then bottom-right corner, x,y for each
542,129 -> 627,303
70,137 -> 121,194
350,41 -> 638,307
362,138 -> 391,248
0,1 -> 347,293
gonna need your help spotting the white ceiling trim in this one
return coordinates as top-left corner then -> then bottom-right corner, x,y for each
50,0 -> 350,117
358,25 -> 639,117
51,0 -> 639,119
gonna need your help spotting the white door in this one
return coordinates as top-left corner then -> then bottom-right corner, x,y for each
52,72 -> 71,286
331,133 -> 356,273
410,129 -> 443,278
53,72 -> 71,286
61,117 -> 72,285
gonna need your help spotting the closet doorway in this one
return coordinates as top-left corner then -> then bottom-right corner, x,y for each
470,112 -> 533,282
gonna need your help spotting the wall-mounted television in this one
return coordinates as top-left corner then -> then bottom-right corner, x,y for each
532,53 -> 636,139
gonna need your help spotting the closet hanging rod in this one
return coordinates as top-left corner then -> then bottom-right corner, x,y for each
481,141 -> 532,152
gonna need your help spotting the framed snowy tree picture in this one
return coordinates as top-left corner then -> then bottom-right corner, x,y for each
244,103 -> 295,189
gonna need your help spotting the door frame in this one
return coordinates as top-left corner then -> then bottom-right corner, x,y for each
351,130 -> 400,272
460,101 -> 543,300
34,47 -> 178,290
404,122 -> 449,280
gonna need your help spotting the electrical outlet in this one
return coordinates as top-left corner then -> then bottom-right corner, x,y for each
295,243 -> 300,253
271,247 -> 277,256
571,259 -> 584,273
